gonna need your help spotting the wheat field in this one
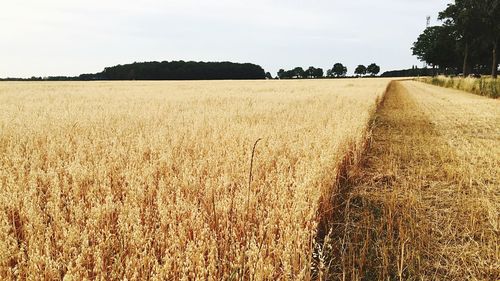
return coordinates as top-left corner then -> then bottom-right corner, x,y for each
0,79 -> 390,280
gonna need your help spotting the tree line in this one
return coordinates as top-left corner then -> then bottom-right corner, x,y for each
88,61 -> 266,80
276,63 -> 379,79
412,0 -> 499,78
0,61 -> 267,81
380,66 -> 435,77
1,61 -> 383,81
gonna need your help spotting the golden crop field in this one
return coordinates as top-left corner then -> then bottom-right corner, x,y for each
0,79 -> 390,280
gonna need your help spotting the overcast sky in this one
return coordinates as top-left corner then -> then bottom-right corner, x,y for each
0,0 -> 452,78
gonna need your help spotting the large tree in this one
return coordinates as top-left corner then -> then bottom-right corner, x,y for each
314,67 -> 324,78
438,0 -> 482,76
278,66 -> 323,79
354,65 -> 367,77
412,25 -> 460,73
413,0 -> 499,77
304,67 -> 324,78
331,63 -> 347,77
290,67 -> 304,78
477,0 -> 500,78
277,69 -> 286,79
367,63 -> 381,76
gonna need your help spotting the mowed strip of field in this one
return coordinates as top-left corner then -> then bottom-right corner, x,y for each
0,80 -> 390,280
328,81 -> 499,280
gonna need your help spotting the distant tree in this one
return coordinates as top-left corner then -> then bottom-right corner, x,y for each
331,63 -> 347,77
277,69 -> 286,79
326,69 -> 333,77
303,66 -> 324,78
127,69 -> 136,80
265,72 -> 273,79
367,63 -> 381,76
293,67 -> 306,78
314,67 -> 324,78
305,66 -> 316,78
354,65 -> 367,77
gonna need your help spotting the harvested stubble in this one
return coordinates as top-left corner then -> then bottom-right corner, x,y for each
0,79 -> 389,280
327,81 -> 499,280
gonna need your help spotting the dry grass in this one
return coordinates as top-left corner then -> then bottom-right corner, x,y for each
327,81 -> 499,280
418,75 -> 500,98
0,79 -> 390,280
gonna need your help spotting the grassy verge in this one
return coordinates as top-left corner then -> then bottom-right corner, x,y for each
417,75 -> 500,98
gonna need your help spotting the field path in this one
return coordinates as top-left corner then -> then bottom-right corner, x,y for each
328,81 -> 499,280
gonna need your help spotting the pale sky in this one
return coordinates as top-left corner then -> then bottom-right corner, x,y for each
0,0 -> 451,78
